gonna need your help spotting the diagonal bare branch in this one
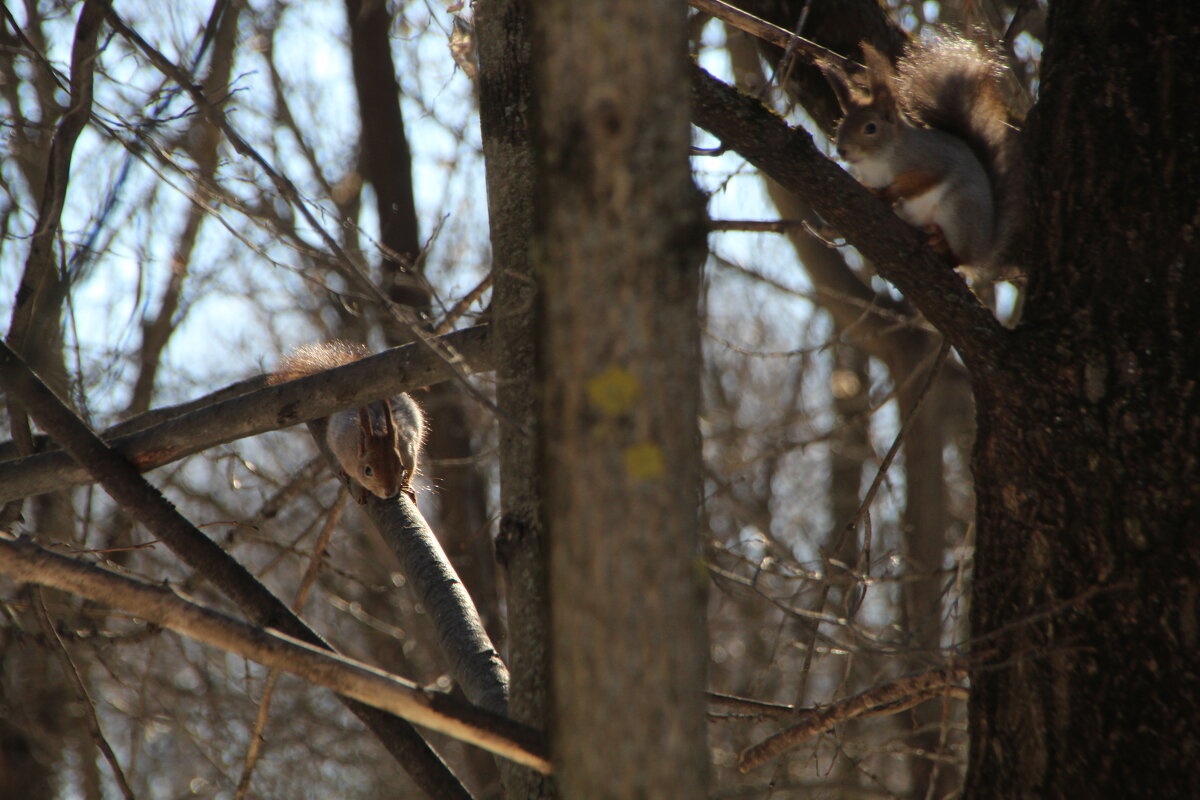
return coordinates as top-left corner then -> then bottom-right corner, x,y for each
688,0 -> 852,67
1,534 -> 549,773
738,667 -> 968,772
34,591 -> 136,799
0,325 -> 492,503
690,64 -> 1007,371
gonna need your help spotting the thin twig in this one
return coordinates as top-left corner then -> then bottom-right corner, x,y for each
763,0 -> 815,98
235,490 -> 348,800
707,691 -> 796,718
847,338 -> 951,539
687,0 -> 852,68
738,667 -> 968,772
791,339 -> 951,705
708,219 -> 811,233
923,656 -> 958,800
35,590 -> 136,800
435,271 -> 493,335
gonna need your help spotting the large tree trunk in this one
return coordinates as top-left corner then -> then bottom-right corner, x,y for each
965,2 -> 1200,796
530,0 -> 709,795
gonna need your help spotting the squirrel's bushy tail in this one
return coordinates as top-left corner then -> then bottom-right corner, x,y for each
269,340 -> 369,384
898,36 -> 1023,272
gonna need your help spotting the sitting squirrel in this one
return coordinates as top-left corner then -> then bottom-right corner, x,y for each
270,341 -> 425,503
820,37 -> 1019,278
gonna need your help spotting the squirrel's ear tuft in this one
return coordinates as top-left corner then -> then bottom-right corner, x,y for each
818,57 -> 855,113
859,43 -> 897,109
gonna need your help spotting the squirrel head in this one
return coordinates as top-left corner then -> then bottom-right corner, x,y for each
821,44 -> 903,165
353,402 -> 411,500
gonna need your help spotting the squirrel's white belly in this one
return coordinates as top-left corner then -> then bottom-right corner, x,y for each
850,157 -> 896,190
895,182 -> 950,229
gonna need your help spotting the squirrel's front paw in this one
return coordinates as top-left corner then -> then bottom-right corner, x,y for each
921,224 -> 954,262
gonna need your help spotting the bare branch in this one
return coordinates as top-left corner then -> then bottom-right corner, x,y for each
235,490 -> 348,800
0,325 -> 493,503
367,492 -> 510,714
302,413 -> 510,715
708,218 -> 811,233
690,64 -> 1006,370
688,0 -> 852,67
34,591 -> 136,799
707,691 -> 795,719
0,535 -> 549,773
738,667 -> 968,772
846,339 -> 951,538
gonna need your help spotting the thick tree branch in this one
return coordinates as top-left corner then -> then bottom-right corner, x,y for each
0,325 -> 492,503
0,535 -> 549,773
690,64 -> 1005,370
366,493 -> 509,714
722,31 -> 932,370
302,415 -> 510,716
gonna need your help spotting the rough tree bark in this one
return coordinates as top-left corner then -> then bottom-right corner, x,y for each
531,0 -> 710,795
474,0 -> 557,796
965,3 -> 1200,796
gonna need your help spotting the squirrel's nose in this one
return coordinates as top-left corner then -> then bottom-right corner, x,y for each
836,145 -> 848,159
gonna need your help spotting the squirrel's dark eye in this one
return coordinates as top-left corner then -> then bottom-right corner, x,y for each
864,122 -> 877,135
363,466 -> 374,477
